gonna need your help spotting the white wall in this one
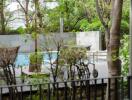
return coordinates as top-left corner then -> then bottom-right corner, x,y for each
0,34 -> 34,52
0,33 -> 76,53
0,32 -> 101,52
76,31 -> 101,51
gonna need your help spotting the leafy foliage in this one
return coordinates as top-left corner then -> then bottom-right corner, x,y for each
29,52 -> 43,72
30,52 -> 43,64
120,35 -> 129,76
60,46 -> 87,66
24,74 -> 49,85
16,27 -> 25,34
0,0 -> 129,35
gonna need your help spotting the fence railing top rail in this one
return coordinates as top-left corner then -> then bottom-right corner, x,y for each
0,75 -> 128,88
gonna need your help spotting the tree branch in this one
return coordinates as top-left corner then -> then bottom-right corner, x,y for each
16,0 -> 26,13
95,0 -> 109,33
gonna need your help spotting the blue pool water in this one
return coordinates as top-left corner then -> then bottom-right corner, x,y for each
15,52 -> 57,66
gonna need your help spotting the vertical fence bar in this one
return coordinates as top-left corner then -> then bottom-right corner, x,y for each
115,78 -> 118,100
88,80 -> 90,100
72,81 -> 76,100
56,83 -> 59,100
101,79 -> 104,100
10,87 -> 13,100
64,82 -> 67,100
121,77 -> 124,100
9,87 -> 11,100
128,76 -> 130,99
94,79 -> 97,100
48,83 -> 50,100
30,85 -> 32,100
86,80 -> 90,100
108,78 -> 111,100
80,81 -> 83,100
39,84 -> 42,100
0,87 -> 2,100
20,86 -> 23,100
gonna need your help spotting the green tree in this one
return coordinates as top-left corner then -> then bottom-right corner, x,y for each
0,0 -> 14,34
43,0 -> 98,32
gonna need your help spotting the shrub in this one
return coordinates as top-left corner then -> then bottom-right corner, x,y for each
29,52 -> 43,72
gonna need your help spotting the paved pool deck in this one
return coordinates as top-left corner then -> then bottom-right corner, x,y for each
15,59 -> 108,78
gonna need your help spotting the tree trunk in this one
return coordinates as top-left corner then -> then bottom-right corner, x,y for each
108,0 -> 123,77
106,0 -> 123,100
34,0 -> 38,53
25,0 -> 29,29
0,0 -> 5,34
95,0 -> 123,99
35,0 -> 43,28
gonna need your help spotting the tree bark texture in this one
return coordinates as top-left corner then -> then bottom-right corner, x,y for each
25,0 -> 29,28
107,1 -> 123,99
108,0 -> 123,77
96,0 -> 123,100
0,0 -> 5,34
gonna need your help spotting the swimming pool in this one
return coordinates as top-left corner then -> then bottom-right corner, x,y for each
15,52 -> 57,66
15,51 -> 106,67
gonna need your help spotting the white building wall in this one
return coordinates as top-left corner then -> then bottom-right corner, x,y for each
0,34 -> 34,52
0,33 -> 76,53
76,31 -> 101,51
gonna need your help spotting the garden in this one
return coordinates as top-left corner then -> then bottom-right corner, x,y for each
0,0 -> 130,100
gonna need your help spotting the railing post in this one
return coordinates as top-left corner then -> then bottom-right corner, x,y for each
72,81 -> 76,100
30,85 -> 32,100
10,87 -> 13,100
20,86 -> 23,100
64,82 -> 67,100
0,87 -> 2,100
115,78 -> 118,100
128,76 -> 130,99
48,83 -> 50,100
101,79 -> 104,100
39,84 -> 42,100
108,78 -> 111,100
121,77 -> 124,100
94,79 -> 97,100
88,80 -> 90,100
56,83 -> 59,100
85,79 -> 91,100
80,81 -> 83,100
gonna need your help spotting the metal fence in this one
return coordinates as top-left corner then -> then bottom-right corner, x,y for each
0,76 -> 130,100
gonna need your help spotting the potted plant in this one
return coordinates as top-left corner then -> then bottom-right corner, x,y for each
29,52 -> 43,72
